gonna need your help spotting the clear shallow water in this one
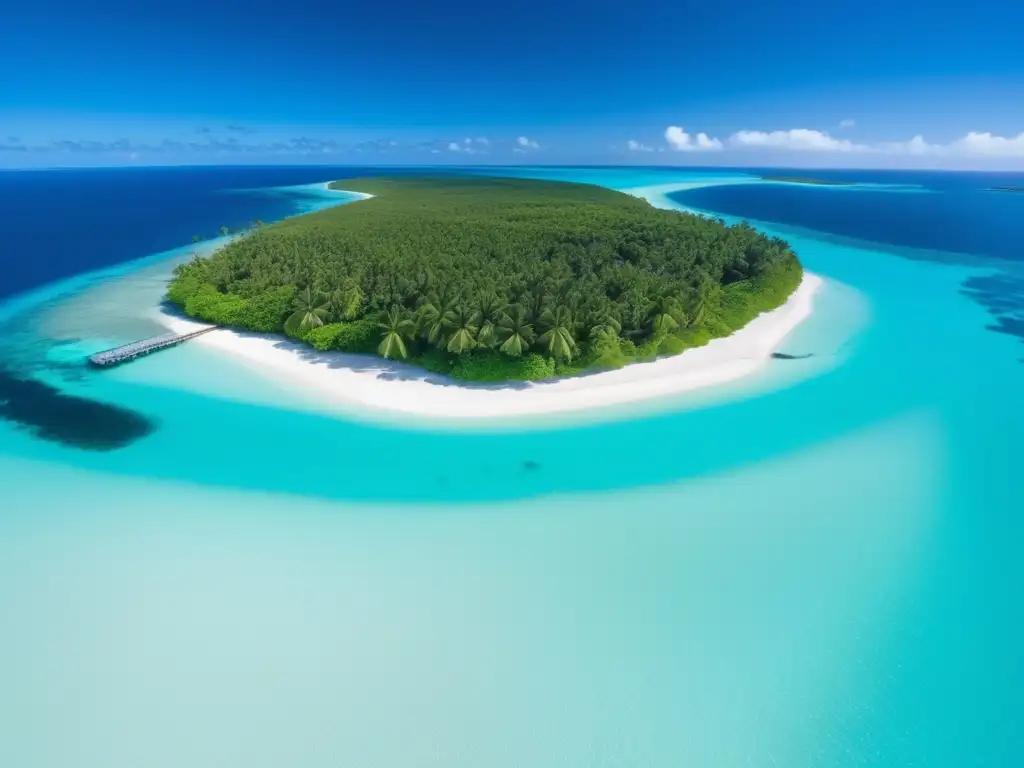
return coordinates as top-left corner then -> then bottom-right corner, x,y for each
0,167 -> 1021,766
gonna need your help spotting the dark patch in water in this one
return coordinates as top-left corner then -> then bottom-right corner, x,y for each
988,315 -> 1024,340
771,352 -> 814,360
961,271 -> 1024,356
522,460 -> 540,471
0,369 -> 155,450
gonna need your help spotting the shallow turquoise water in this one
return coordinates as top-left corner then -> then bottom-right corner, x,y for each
1,169 -> 1020,766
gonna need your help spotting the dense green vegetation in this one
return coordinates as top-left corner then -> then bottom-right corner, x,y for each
167,176 -> 802,381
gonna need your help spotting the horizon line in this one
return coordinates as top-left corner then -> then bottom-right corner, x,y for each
3,162 -> 1023,174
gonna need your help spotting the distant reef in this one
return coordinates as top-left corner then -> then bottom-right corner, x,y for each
988,186 -> 1024,194
761,176 -> 856,186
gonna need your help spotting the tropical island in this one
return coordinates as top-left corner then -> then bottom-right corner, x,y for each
167,177 -> 804,383
760,176 -> 856,186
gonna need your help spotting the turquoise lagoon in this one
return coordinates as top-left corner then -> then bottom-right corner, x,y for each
0,168 -> 1021,767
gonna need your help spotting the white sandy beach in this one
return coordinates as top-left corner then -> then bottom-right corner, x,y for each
624,179 -> 759,213
158,272 -> 822,421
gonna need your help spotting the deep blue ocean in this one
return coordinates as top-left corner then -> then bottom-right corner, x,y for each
1,165 -> 1022,768
0,166 -> 417,300
3,164 -> 1022,300
670,168 -> 1024,262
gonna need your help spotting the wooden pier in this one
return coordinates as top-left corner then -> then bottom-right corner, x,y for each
88,326 -> 218,368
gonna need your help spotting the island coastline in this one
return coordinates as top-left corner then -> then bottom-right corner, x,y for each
146,176 -> 827,423
167,177 -> 805,385
158,271 -> 822,422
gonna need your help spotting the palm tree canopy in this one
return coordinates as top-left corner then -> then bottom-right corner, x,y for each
377,305 -> 415,335
378,332 -> 408,360
496,305 -> 535,357
649,295 -> 686,336
445,306 -> 479,354
687,283 -> 723,328
473,292 -> 507,349
587,310 -> 621,341
418,295 -> 458,348
377,306 -> 414,359
328,279 -> 364,321
284,287 -> 329,336
538,306 -> 577,361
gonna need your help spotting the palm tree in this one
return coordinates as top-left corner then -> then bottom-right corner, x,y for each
583,299 -> 621,342
418,291 -> 458,347
445,305 -> 479,354
377,305 -> 414,360
284,287 -> 329,336
524,285 -> 549,324
327,278 -> 363,321
538,305 -> 577,362
415,267 -> 437,297
474,292 -> 506,349
649,295 -> 685,337
496,305 -> 535,357
588,311 -> 621,343
687,283 -> 722,328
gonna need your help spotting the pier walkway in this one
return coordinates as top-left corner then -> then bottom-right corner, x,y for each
88,326 -> 218,368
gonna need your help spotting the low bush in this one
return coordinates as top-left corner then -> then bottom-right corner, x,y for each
304,323 -> 345,351
450,352 -> 555,382
331,318 -> 379,353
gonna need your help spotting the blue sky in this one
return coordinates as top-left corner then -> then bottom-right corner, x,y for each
3,0 -> 1024,168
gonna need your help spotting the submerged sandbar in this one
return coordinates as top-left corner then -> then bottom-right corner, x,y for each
760,176 -> 857,186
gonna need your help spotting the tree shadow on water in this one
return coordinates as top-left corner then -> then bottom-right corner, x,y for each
0,368 -> 156,451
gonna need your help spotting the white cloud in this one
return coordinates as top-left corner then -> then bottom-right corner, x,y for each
664,126 -> 723,152
951,131 -> 1024,156
878,132 -> 1024,158
839,118 -> 856,129
444,137 -> 490,154
516,136 -> 540,149
658,124 -> 1024,162
631,124 -> 1024,167
729,128 -> 866,152
879,135 -> 939,156
627,139 -> 654,152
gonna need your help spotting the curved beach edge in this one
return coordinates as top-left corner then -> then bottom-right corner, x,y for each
157,272 -> 822,423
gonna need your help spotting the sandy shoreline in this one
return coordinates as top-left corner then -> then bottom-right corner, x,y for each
158,272 -> 822,422
155,178 -> 822,423
623,179 -> 759,214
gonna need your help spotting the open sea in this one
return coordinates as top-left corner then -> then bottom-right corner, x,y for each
1,165 -> 1022,767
